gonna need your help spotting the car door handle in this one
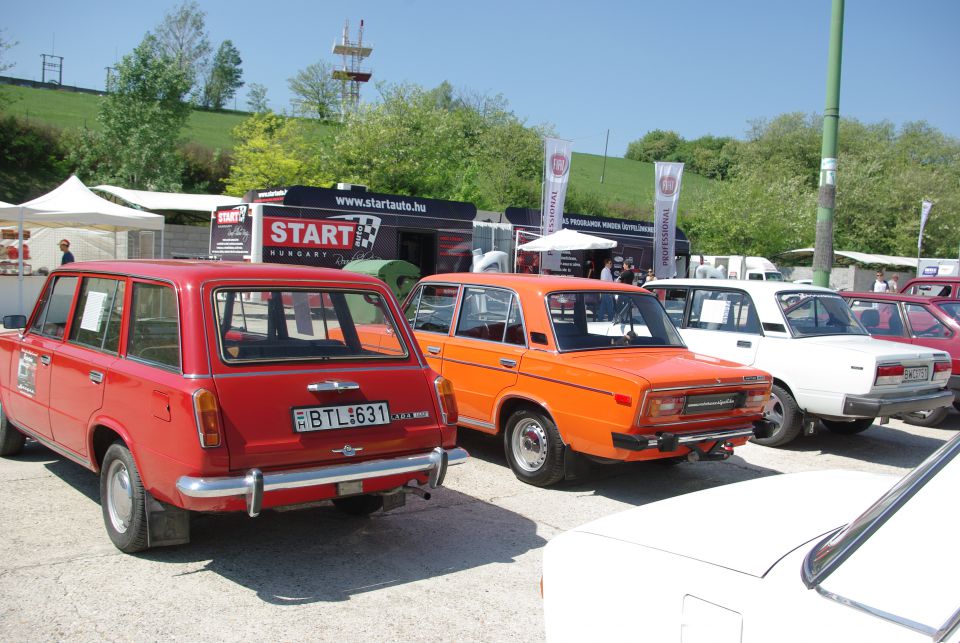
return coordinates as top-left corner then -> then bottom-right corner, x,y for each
40,354 -> 51,365
307,380 -> 360,393
426,346 -> 442,354
499,358 -> 517,368
89,371 -> 104,384
737,340 -> 752,348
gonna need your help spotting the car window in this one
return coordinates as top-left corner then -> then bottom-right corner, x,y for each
905,304 -> 952,338
69,277 -> 125,353
688,289 -> 761,334
847,300 -> 905,337
549,291 -> 684,351
406,284 -> 458,334
456,287 -> 518,343
32,276 -> 78,340
128,282 -> 181,370
939,302 -> 960,324
657,288 -> 687,326
905,282 -> 952,297
214,288 -> 408,362
778,292 -> 866,337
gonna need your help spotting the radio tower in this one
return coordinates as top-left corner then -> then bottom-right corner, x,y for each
332,19 -> 373,119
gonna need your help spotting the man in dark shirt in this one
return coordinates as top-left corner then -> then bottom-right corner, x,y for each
618,260 -> 635,286
59,239 -> 75,265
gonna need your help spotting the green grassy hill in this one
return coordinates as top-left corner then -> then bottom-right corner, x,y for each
3,84 -> 718,211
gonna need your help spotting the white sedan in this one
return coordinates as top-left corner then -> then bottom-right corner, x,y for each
542,432 -> 960,642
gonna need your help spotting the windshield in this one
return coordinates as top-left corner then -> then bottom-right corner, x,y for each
778,291 -> 867,337
549,291 -> 685,351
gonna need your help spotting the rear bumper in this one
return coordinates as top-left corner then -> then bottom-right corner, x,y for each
176,447 -> 468,517
611,421 -> 771,453
842,389 -> 954,417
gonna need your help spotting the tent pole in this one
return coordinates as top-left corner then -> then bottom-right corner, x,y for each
17,206 -> 24,316
160,227 -> 165,259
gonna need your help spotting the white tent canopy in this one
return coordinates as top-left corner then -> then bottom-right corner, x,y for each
0,175 -> 165,231
517,228 -> 617,252
777,248 -> 919,269
93,184 -> 241,213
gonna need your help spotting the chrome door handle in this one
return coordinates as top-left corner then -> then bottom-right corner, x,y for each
307,380 -> 360,393
89,371 -> 104,384
499,358 -> 517,368
737,340 -> 752,348
426,346 -> 441,354
40,355 -> 51,365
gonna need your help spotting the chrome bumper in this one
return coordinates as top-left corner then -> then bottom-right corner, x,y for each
842,389 -> 954,417
176,447 -> 468,517
611,423 -> 763,452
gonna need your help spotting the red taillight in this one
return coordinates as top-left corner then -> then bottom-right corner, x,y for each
875,364 -> 905,386
744,387 -> 770,408
934,361 -> 952,382
647,394 -> 685,417
434,376 -> 458,425
193,389 -> 222,448
614,393 -> 633,406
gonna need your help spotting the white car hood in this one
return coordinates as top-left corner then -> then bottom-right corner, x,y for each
793,335 -> 946,360
571,470 -> 895,578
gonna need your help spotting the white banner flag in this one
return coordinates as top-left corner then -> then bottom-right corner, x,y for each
918,200 -> 934,250
541,137 -> 572,271
653,162 -> 684,279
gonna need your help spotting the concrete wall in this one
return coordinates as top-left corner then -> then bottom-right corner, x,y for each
779,265 -> 916,292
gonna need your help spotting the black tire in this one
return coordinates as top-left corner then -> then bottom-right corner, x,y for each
0,403 -> 26,457
332,494 -> 384,516
900,407 -> 949,428
503,408 -> 565,486
100,442 -> 149,553
953,400 -> 960,413
753,384 -> 802,447
822,418 -> 874,435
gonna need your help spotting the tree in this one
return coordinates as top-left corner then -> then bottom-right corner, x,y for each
153,1 -> 210,98
625,130 -> 682,163
70,35 -> 192,191
202,40 -> 243,110
246,83 -> 269,113
0,30 -> 17,109
288,61 -> 340,120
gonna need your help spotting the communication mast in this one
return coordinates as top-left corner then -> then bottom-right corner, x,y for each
332,19 -> 373,119
41,54 -> 63,85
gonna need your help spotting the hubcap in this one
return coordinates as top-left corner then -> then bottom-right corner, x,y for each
763,393 -> 784,431
106,459 -> 133,534
512,418 -> 548,472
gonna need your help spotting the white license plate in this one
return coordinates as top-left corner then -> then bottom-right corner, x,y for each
903,366 -> 928,382
292,401 -> 390,432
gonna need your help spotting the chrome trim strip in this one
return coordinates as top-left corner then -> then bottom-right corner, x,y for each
814,586 -> 935,638
182,374 -> 213,380
176,447 -> 469,514
651,380 -> 771,393
443,357 -> 519,376
520,371 -> 614,397
457,416 -> 495,430
211,365 -> 427,378
637,426 -> 756,447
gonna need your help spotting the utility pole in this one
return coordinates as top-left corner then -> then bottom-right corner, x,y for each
600,129 -> 610,184
813,0 -> 844,288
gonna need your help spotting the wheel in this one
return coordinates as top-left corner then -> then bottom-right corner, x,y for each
753,384 -> 802,447
100,442 -> 149,553
0,402 -> 26,457
332,494 -> 384,516
900,407 -> 949,428
822,418 -> 874,435
503,408 -> 565,486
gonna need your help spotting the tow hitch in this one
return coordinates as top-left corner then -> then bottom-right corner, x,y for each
685,440 -> 735,463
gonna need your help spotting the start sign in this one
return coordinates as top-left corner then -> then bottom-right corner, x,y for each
265,216 -> 358,250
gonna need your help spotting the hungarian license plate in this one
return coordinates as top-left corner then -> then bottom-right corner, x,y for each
292,401 -> 390,432
903,366 -> 928,382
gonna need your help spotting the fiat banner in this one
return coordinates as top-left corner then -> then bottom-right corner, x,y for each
541,137 -> 572,271
918,200 -> 934,250
653,162 -> 685,279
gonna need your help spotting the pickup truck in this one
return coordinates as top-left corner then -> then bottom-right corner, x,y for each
0,260 -> 466,552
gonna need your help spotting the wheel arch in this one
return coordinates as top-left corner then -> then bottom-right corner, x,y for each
497,396 -> 564,443
89,418 -> 134,474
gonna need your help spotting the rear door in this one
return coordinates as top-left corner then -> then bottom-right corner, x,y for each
662,286 -> 762,366
404,283 -> 460,371
903,303 -> 955,354
207,282 -> 442,471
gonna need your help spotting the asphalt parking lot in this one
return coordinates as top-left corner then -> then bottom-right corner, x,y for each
1,411 -> 957,642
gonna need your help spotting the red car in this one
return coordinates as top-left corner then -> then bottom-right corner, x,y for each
841,291 -> 960,426
0,261 -> 465,552
899,276 -> 960,299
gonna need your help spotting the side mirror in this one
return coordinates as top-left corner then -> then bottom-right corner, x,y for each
3,315 -> 27,330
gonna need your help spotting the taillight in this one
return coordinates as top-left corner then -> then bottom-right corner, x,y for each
647,394 -> 685,417
875,364 -> 904,386
744,388 -> 770,409
193,389 -> 223,448
434,376 -> 458,425
934,361 -> 952,382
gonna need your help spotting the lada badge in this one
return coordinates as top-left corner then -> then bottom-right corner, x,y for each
332,445 -> 364,457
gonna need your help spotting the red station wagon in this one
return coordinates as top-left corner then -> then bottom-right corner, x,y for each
0,261 -> 465,552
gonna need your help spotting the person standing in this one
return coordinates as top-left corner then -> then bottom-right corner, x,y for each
888,273 -> 899,293
598,258 -> 615,321
618,260 -> 636,286
59,239 -> 75,265
873,270 -> 889,293
600,258 -> 614,283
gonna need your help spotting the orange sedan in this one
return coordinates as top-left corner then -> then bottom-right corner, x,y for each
403,273 -> 774,486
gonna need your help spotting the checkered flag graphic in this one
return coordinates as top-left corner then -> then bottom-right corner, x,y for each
333,214 -> 382,249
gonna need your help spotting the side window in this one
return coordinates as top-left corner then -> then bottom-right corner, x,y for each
848,300 -> 904,336
33,276 -> 78,340
456,287 -> 512,342
69,277 -> 125,353
689,290 -> 760,333
128,282 -> 181,370
409,285 -> 458,334
658,288 -> 688,327
504,297 -> 525,346
905,304 -> 952,338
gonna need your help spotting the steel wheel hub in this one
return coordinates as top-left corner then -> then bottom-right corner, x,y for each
106,460 -> 133,534
513,418 -> 548,472
764,393 -> 784,430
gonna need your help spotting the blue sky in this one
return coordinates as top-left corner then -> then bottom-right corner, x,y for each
3,1 -> 958,156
